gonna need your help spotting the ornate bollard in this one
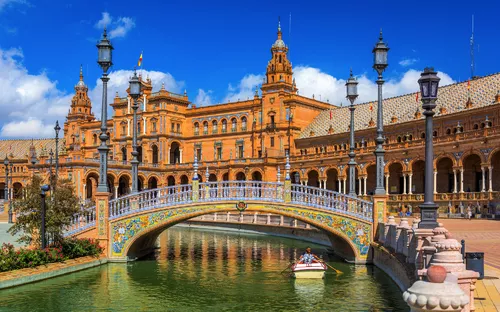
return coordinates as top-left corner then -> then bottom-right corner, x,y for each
403,265 -> 469,312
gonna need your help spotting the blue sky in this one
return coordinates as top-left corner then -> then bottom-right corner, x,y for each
0,0 -> 499,138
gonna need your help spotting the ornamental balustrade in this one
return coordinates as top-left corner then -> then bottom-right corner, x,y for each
65,181 -> 374,235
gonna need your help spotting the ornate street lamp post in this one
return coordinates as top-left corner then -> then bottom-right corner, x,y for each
96,28 -> 113,193
40,184 -> 50,249
346,69 -> 359,196
54,121 -> 61,179
372,31 -> 389,195
4,156 -> 10,222
129,69 -> 141,193
418,67 -> 440,229
49,149 -> 54,183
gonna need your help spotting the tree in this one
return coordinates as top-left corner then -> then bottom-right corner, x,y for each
8,175 -> 81,247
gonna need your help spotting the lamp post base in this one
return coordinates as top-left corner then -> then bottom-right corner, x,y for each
418,203 -> 439,229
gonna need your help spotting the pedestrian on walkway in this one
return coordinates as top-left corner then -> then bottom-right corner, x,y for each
467,204 -> 472,220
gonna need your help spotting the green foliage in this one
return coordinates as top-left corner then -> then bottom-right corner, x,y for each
8,175 -> 81,247
0,238 -> 103,272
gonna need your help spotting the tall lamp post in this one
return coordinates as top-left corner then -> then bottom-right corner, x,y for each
346,69 -> 359,196
40,184 -> 50,249
418,67 -> 440,229
4,156 -> 10,222
49,149 -> 54,183
129,69 -> 141,193
54,121 -> 61,179
372,30 -> 389,195
96,27 -> 113,193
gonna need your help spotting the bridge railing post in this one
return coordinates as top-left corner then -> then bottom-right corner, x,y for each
192,179 -> 199,202
284,180 -> 291,203
95,191 -> 110,257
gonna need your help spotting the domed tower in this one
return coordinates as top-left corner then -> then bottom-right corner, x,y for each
67,65 -> 94,122
261,19 -> 297,94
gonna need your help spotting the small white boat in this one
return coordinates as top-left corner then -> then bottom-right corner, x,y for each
291,262 -> 327,279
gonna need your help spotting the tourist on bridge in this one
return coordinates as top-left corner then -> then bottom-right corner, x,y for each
298,248 -> 319,264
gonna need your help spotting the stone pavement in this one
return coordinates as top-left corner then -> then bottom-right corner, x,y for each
438,219 -> 500,270
475,265 -> 500,312
0,222 -> 23,247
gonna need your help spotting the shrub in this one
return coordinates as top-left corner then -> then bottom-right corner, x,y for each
0,238 -> 103,272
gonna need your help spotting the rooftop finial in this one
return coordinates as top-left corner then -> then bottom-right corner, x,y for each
79,64 -> 83,81
349,67 -> 353,77
379,28 -> 383,41
278,16 -> 281,32
161,82 -> 165,90
103,26 -> 107,38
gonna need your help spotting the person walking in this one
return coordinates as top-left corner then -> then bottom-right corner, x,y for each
467,204 -> 472,221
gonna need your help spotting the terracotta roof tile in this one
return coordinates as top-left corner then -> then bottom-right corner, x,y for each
299,73 -> 500,138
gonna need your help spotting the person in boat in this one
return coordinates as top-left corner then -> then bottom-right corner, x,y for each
298,247 -> 319,264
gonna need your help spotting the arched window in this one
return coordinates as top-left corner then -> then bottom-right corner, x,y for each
231,118 -> 237,132
421,132 -> 425,139
473,124 -> 479,130
408,135 -> 413,141
194,122 -> 199,135
92,134 -> 97,145
241,116 -> 247,130
221,119 -> 227,133
203,121 -> 208,134
397,136 -> 402,143
121,146 -> 127,162
446,128 -> 451,135
433,131 -> 437,137
279,55 -> 282,63
212,120 -> 217,133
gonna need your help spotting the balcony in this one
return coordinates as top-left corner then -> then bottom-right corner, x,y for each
265,123 -> 277,132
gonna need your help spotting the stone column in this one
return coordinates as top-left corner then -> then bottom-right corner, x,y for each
83,184 -> 86,198
114,186 -> 118,199
337,180 -> 341,193
323,180 -> 327,189
403,174 -> 407,195
358,178 -> 362,196
167,148 -> 171,164
363,177 -> 367,196
481,167 -> 486,192
179,148 -> 183,164
408,174 -> 413,194
433,171 -> 437,194
459,169 -> 464,193
127,119 -> 131,136
488,166 -> 493,192
453,170 -> 458,193
127,97 -> 131,114
385,174 -> 389,195
343,178 -> 346,194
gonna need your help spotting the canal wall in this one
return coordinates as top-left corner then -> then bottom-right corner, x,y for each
176,221 -> 332,247
0,256 -> 107,290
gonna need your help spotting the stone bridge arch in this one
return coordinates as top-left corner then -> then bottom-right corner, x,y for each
109,202 -> 372,264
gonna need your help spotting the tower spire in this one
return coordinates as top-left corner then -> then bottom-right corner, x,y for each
79,64 -> 83,82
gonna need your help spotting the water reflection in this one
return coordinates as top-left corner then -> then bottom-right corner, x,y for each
0,226 -> 408,312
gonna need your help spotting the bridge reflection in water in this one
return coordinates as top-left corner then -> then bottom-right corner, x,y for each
0,227 -> 408,312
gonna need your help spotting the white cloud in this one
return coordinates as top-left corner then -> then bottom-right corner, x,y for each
399,58 -> 418,67
95,12 -> 135,39
1,119 -> 54,137
293,66 -> 455,106
0,47 -> 184,138
195,89 -> 213,107
0,0 -> 28,11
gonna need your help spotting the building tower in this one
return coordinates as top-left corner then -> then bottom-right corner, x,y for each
67,65 -> 94,122
261,19 -> 297,94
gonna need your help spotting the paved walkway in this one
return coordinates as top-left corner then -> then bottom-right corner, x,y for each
0,222 -> 23,247
475,265 -> 500,312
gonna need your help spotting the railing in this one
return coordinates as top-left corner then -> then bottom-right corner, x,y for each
199,181 -> 283,202
109,184 -> 193,220
291,184 -> 373,221
105,181 -> 373,222
65,206 -> 96,236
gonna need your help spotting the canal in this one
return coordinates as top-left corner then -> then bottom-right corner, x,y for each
0,227 -> 408,311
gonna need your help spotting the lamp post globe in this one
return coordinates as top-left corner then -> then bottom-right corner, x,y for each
418,67 -> 440,229
96,28 -> 113,194
372,30 -> 390,196
346,69 -> 358,197
129,69 -> 141,193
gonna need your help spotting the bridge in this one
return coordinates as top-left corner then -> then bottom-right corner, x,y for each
66,179 -> 378,264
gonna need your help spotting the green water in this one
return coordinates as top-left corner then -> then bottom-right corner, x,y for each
0,227 -> 408,312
